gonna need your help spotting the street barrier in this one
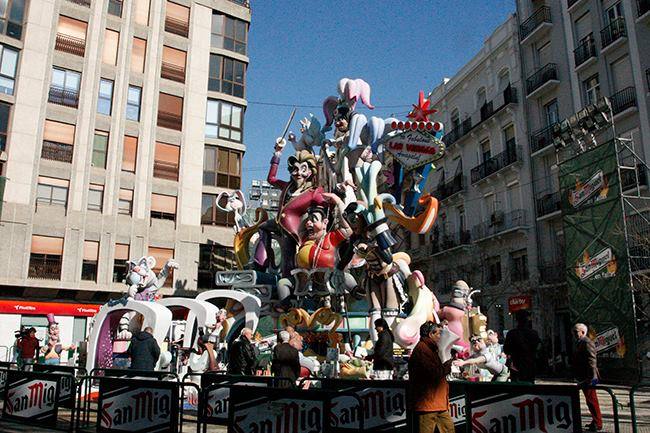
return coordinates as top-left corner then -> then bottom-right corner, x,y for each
581,384 -> 622,433
630,382 -> 650,433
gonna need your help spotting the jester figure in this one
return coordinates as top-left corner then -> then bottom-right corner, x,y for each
41,313 -> 76,365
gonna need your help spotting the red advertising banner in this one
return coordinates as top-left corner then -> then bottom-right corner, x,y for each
0,300 -> 101,317
508,295 -> 532,313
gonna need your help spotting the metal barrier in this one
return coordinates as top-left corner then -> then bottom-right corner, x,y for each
630,382 -> 650,433
580,384 -> 623,433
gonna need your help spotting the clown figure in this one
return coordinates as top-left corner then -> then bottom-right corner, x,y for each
41,313 -> 76,365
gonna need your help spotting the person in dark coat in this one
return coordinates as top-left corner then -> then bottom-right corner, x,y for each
503,310 -> 540,382
271,330 -> 300,387
227,327 -> 257,375
17,327 -> 39,371
128,327 -> 160,371
370,318 -> 395,377
572,323 -> 602,431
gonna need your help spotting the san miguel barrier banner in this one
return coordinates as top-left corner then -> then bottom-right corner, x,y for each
199,374 -> 274,424
1,370 -> 62,428
33,364 -> 77,409
559,140 -> 638,381
97,377 -> 179,433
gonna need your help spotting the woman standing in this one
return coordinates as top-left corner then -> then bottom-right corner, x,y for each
370,318 -> 395,379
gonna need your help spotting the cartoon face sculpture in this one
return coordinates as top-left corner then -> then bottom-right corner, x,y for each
301,207 -> 328,242
287,150 -> 317,190
124,256 -> 178,301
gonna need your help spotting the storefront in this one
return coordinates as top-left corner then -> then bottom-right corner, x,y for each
0,300 -> 100,363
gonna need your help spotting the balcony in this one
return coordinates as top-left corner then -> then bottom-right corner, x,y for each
41,140 -> 73,163
161,62 -> 185,83
157,111 -> 182,131
480,101 -> 494,122
470,142 -> 521,184
472,209 -> 528,242
67,0 -> 90,6
153,160 -> 179,181
526,63 -> 559,98
28,255 -> 62,280
435,173 -> 465,201
530,123 -> 557,155
442,118 -> 472,147
567,0 -> 587,11
610,87 -> 637,117
55,33 -> 85,57
48,86 -> 79,108
539,257 -> 566,285
435,230 -> 472,254
536,191 -> 562,219
520,6 -> 552,44
165,16 -> 189,37
637,0 -> 650,21
573,35 -> 597,70
600,18 -> 627,51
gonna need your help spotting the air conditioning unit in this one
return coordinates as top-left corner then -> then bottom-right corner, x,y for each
490,211 -> 504,226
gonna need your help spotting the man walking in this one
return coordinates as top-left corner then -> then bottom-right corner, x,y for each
503,310 -> 540,382
227,327 -> 257,375
17,327 -> 39,370
408,321 -> 454,433
272,330 -> 300,388
128,327 -> 160,371
572,323 -> 602,431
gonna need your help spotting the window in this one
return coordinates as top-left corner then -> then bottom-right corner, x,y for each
198,243 -> 236,288
510,249 -> 529,282
480,139 -> 491,163
102,29 -> 119,65
203,146 -> 241,188
161,46 -> 186,82
118,188 -> 133,215
42,120 -> 75,163
49,67 -> 81,107
126,85 -> 142,121
487,256 -> 502,285
201,193 -> 235,226
205,99 -> 243,142
131,37 -> 146,73
56,16 -> 87,57
91,131 -> 108,168
151,193 -> 176,220
0,101 -> 10,151
503,124 -> 516,151
0,44 -> 17,95
0,0 -> 25,40
107,0 -> 122,17
450,109 -> 460,129
157,92 -> 183,130
122,135 -> 137,172
148,246 -> 174,287
583,75 -> 601,106
97,78 -> 114,115
81,240 -> 99,281
165,1 -> 189,37
133,0 -> 150,26
113,243 -> 129,282
544,99 -> 559,126
29,235 -> 64,279
606,2 -> 623,24
36,176 -> 68,207
211,13 -> 248,54
88,183 -> 103,211
153,142 -> 180,181
208,54 -> 246,98
476,87 -> 487,109
498,69 -> 510,91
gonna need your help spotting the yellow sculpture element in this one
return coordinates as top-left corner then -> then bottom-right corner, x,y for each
234,208 -> 269,269
279,307 -> 343,348
381,194 -> 439,234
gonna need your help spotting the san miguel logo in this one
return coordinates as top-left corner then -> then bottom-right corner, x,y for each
330,387 -> 406,429
575,248 -> 617,281
568,170 -> 608,208
205,387 -> 230,420
471,394 -> 574,433
450,395 -> 467,425
4,379 -> 58,418
100,387 -> 173,430
232,399 -> 323,433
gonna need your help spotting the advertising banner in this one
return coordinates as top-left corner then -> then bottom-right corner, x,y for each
383,130 -> 444,170
507,295 -> 532,313
199,375 -> 273,425
1,370 -> 61,428
97,377 -> 179,433
559,140 -> 637,380
0,368 -> 7,399
33,365 -> 79,409
0,300 -> 101,316
466,383 -> 581,433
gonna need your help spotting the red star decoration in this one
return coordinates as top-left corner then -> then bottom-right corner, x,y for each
407,91 -> 437,122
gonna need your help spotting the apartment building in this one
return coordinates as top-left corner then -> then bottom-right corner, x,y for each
248,179 -> 280,213
0,0 -> 250,348
411,15 -> 541,337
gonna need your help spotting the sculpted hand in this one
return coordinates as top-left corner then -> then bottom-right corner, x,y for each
274,137 -> 286,154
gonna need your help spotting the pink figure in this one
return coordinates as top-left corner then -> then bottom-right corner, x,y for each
438,280 -> 471,353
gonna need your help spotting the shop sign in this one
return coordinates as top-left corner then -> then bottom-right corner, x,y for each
384,130 -> 443,170
0,300 -> 101,317
2,371 -> 60,427
508,295 -> 532,313
594,328 -> 620,353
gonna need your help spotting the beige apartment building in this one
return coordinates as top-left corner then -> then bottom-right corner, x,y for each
0,0 -> 250,347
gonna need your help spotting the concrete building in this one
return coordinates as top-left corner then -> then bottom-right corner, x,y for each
248,179 -> 280,213
0,0 -> 250,351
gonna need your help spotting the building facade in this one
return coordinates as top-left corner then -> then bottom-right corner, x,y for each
0,0 -> 250,351
248,179 -> 280,213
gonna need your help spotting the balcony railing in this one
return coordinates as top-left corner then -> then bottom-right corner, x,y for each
55,33 -> 86,57
161,62 -> 186,83
610,87 -> 637,115
472,209 -> 527,241
536,191 -> 562,218
157,111 -> 183,131
48,86 -> 79,108
600,17 -> 626,48
437,230 -> 471,252
520,6 -> 552,41
574,35 -> 596,67
28,255 -> 62,279
435,173 -> 464,201
442,118 -> 472,147
67,0 -> 91,6
41,140 -> 73,163
621,166 -> 648,190
165,16 -> 189,37
530,123 -> 557,154
526,63 -> 558,95
153,160 -> 179,181
539,257 -> 566,285
470,142 -> 520,183
567,0 -> 582,9
639,0 -> 650,17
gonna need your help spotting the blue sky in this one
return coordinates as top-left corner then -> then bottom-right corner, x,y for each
242,0 -> 515,189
